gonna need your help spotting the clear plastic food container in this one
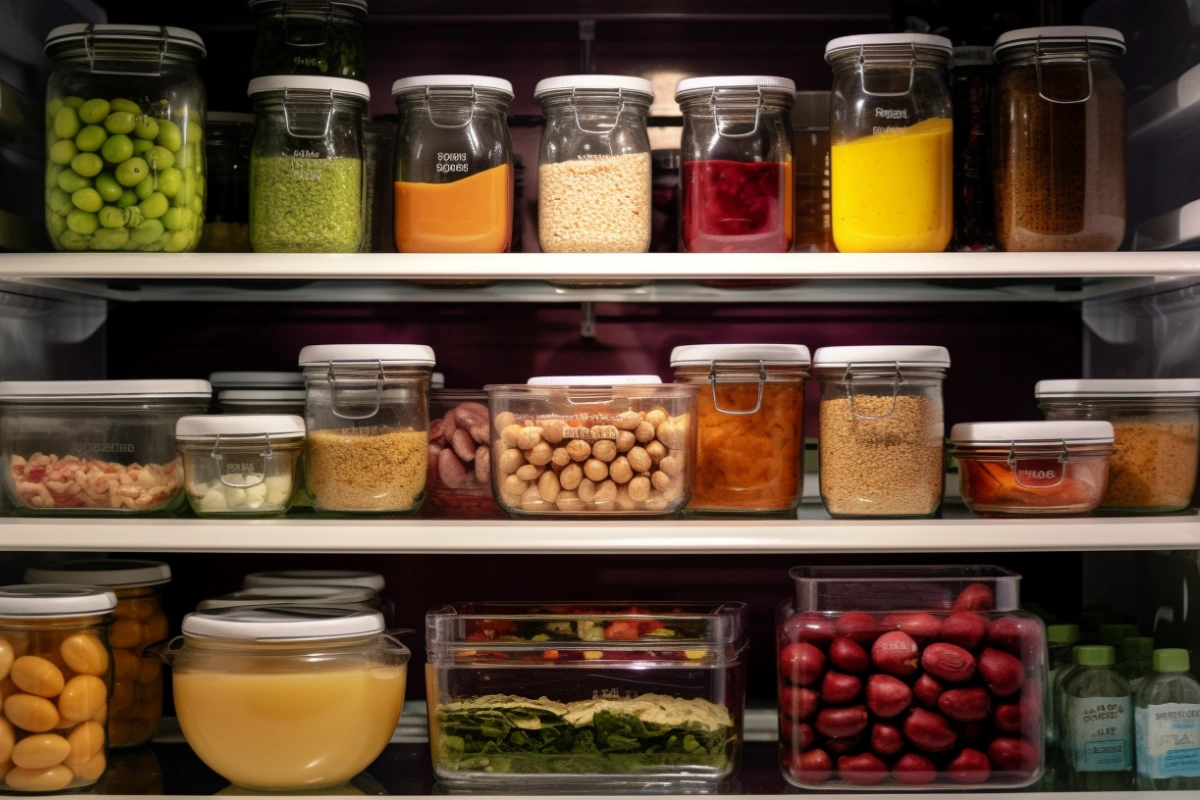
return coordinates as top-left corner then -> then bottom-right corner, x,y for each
671,344 -> 809,514
1036,379 -> 1200,513
241,569 -> 393,625
300,344 -> 434,515
425,390 -> 504,519
160,606 -> 408,791
0,585 -> 117,792
249,0 -> 367,80
209,371 -> 304,395
0,380 -> 211,514
778,566 -> 1046,790
484,376 -> 697,516
197,584 -> 379,613
950,421 -> 1114,516
426,601 -> 748,790
176,414 -> 305,516
216,390 -> 307,414
23,560 -> 170,749
813,346 -> 948,518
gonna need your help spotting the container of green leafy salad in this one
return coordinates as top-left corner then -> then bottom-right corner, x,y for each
425,602 -> 748,790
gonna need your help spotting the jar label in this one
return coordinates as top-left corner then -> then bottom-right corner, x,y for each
1068,696 -> 1132,772
1135,703 -> 1200,778
1013,457 -> 1064,487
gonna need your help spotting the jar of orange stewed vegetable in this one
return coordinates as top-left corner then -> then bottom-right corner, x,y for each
672,344 -> 809,514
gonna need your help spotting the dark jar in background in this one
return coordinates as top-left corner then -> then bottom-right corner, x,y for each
791,91 -> 833,253
951,46 -> 996,252
651,149 -> 680,252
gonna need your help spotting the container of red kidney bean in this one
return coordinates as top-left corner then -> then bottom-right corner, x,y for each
424,390 -> 505,518
778,565 -> 1046,790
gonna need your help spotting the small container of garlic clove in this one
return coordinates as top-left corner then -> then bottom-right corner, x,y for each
176,414 -> 305,516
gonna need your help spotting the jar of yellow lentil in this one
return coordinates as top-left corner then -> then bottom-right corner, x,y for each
24,560 -> 170,749
0,584 -> 117,792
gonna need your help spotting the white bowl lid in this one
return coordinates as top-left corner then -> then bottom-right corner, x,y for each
298,344 -> 435,367
0,585 -> 117,617
675,75 -> 796,99
243,570 -> 386,592
24,559 -> 170,588
526,375 -> 663,386
209,372 -> 303,388
825,33 -> 953,59
197,584 -> 377,611
182,605 -> 384,641
0,379 -> 211,401
812,345 -> 951,369
950,420 -> 1114,444
671,343 -> 811,366
1035,379 -> 1200,399
45,24 -> 206,56
218,390 -> 306,405
994,26 -> 1125,55
248,76 -> 371,101
176,414 -> 306,438
534,74 -> 654,99
392,74 -> 514,98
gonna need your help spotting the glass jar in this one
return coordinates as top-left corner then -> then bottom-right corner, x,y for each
0,585 -> 117,792
43,25 -> 207,253
159,606 -> 408,791
392,75 -> 514,253
249,0 -> 367,80
216,389 -> 306,414
197,584 -> 379,613
248,76 -> 369,253
825,33 -> 953,252
951,421 -> 1115,517
650,149 -> 680,252
209,371 -> 304,395
535,75 -> 654,253
672,344 -> 809,514
993,27 -> 1126,252
792,91 -> 833,253
677,76 -> 795,253
23,560 -> 170,750
0,380 -> 211,514
199,112 -> 253,253
299,344 -> 434,515
951,47 -> 997,252
813,346 -> 949,518
1036,379 -> 1200,513
425,389 -> 504,519
176,414 -> 305,516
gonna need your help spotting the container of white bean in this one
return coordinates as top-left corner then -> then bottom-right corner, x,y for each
484,376 -> 697,517
176,414 -> 304,516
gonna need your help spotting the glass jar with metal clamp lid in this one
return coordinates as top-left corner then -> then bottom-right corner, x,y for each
992,27 -> 1126,252
951,420 -> 1115,516
813,345 -> 949,518
176,414 -> 305,516
299,344 -> 434,515
825,33 -> 953,252
671,344 -> 809,514
249,0 -> 367,80
676,76 -> 796,253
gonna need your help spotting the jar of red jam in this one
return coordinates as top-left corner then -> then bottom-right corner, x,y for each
677,76 -> 796,253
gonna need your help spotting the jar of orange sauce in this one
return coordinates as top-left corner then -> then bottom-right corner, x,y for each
671,344 -> 809,514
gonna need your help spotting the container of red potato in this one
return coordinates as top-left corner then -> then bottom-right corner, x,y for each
778,566 -> 1045,790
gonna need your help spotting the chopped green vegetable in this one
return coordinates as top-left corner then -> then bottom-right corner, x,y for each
250,155 -> 362,253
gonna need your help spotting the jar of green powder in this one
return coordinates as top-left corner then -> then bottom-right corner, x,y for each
247,76 -> 368,253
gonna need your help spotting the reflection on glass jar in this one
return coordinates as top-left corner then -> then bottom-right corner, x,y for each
201,112 -> 254,253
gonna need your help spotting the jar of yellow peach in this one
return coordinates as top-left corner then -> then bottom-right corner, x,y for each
0,584 -> 116,792
25,560 -> 170,749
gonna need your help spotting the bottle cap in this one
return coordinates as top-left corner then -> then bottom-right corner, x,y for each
1098,623 -> 1140,647
1075,645 -> 1116,666
1047,624 -> 1080,644
1152,648 -> 1190,673
1122,637 -> 1154,659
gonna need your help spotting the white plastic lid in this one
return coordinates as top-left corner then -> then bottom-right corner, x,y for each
812,346 -> 951,369
534,74 -> 654,99
176,414 -> 306,438
526,375 -> 663,386
218,390 -> 306,406
24,559 -> 170,588
248,0 -> 367,9
675,76 -> 796,99
431,372 -> 446,389
671,344 -> 811,367
243,570 -> 386,592
1035,379 -> 1200,399
392,74 -> 514,98
0,379 -> 211,401
182,605 -> 384,641
197,584 -> 377,611
248,76 -> 371,101
994,26 -> 1126,55
206,112 -> 256,125
950,420 -> 1114,444
825,33 -> 953,59
45,24 -> 206,56
299,344 -> 435,367
0,585 -> 117,618
209,372 -> 303,389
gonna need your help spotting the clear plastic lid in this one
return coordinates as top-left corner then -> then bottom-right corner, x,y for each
791,566 -> 1022,612
0,585 -> 118,618
176,414 -> 306,439
182,605 -> 384,641
197,584 -> 378,611
0,380 -> 211,403
24,559 -> 170,588
1035,378 -> 1200,399
670,344 -> 811,367
242,570 -> 386,592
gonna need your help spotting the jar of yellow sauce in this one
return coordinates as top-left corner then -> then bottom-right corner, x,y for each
825,33 -> 954,252
162,606 -> 408,791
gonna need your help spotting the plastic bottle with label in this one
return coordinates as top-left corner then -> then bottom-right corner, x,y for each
1118,637 -> 1155,689
1047,625 -> 1081,750
1135,649 -> 1200,790
1061,645 -> 1134,791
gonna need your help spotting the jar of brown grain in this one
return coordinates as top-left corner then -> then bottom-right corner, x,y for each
992,27 -> 1126,252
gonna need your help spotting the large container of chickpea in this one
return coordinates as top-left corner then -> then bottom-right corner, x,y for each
672,344 -> 809,514
0,585 -> 117,792
485,376 -> 696,516
24,560 -> 171,749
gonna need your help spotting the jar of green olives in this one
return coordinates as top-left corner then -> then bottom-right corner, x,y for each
43,25 -> 207,253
